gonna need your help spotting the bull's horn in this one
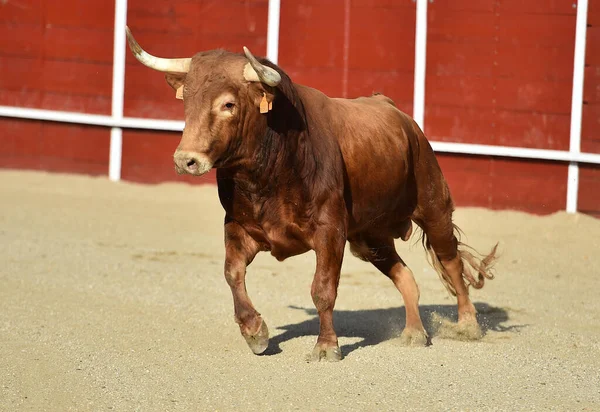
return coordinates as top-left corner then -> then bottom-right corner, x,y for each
242,46 -> 281,87
125,26 -> 191,73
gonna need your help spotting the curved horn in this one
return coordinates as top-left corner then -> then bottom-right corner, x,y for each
125,26 -> 191,73
242,46 -> 281,87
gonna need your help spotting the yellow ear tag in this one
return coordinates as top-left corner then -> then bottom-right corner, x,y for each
176,86 -> 184,100
260,93 -> 269,114
268,100 -> 273,111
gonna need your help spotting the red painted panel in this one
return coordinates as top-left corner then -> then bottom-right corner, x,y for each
0,57 -> 112,107
0,119 -> 109,175
45,0 -> 114,30
351,0 -> 419,8
0,25 -> 112,63
498,0 -> 577,15
44,27 -> 114,63
279,1 -> 345,69
39,60 -> 112,97
284,67 -> 345,99
0,24 -> 43,58
426,75 -> 496,108
582,104 -> 600,154
428,0 -> 495,13
496,14 -> 575,47
125,1 -> 204,34
120,129 -> 216,185
428,10 -> 496,43
432,0 -> 577,15
346,69 -> 413,110
589,0 -> 600,26
492,110 -> 570,150
124,65 -> 183,119
0,0 -> 44,25
427,42 -> 494,77
40,92 -> 112,115
425,106 -> 570,150
348,4 -> 415,72
436,155 -> 493,208
584,66 -> 600,104
495,77 -> 572,113
126,0 -> 268,41
578,165 -> 600,217
124,94 -> 184,121
0,89 -> 111,114
0,56 -> 42,91
495,44 -> 574,81
0,119 -> 42,157
437,153 -> 568,214
488,158 -> 567,214
0,89 -> 43,110
585,27 -> 600,67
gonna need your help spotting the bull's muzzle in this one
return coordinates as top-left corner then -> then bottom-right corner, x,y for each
173,150 -> 213,176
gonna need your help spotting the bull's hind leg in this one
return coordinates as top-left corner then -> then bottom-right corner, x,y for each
350,235 -> 428,346
413,189 -> 497,338
224,219 -> 268,354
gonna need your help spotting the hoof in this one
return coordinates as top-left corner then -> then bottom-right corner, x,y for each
399,327 -> 429,347
456,318 -> 483,341
307,344 -> 343,362
243,319 -> 269,355
431,312 -> 483,341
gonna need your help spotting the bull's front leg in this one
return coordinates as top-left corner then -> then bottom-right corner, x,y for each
308,226 -> 346,362
223,219 -> 268,355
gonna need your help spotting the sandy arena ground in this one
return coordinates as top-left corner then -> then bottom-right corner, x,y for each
1,170 -> 599,411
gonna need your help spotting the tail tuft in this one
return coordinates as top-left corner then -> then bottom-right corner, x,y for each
422,227 -> 498,295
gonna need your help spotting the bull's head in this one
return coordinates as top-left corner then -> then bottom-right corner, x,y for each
125,27 -> 282,176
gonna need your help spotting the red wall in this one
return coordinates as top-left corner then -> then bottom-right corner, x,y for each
0,0 -> 598,216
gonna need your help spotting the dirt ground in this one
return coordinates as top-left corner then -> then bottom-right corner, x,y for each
1,170 -> 599,411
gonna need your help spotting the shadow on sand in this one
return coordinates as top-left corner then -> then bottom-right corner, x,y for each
263,302 -> 526,357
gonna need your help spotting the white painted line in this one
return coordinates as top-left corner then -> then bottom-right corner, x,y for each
2,105 -> 600,165
413,0 -> 428,130
567,163 -> 580,213
430,141 -> 600,164
109,128 -> 123,182
566,0 -> 589,213
0,106 -> 185,131
109,0 -> 128,181
266,0 -> 281,64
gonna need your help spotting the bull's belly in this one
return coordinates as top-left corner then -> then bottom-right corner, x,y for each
268,238 -> 312,261
347,207 -> 414,240
242,221 -> 313,261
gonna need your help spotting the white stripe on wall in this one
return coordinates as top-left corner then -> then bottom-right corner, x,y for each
266,0 -> 281,64
413,0 -> 428,130
566,0 -> 589,213
109,0 -> 128,182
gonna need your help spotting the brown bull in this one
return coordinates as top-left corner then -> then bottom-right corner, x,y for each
126,27 -> 497,361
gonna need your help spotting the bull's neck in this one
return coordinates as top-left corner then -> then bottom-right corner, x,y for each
245,122 -> 312,192
221,82 -> 319,195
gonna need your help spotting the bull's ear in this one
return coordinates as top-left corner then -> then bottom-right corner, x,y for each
165,73 -> 187,100
249,83 -> 275,113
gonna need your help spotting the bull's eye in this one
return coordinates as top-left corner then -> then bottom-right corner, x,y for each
223,102 -> 235,110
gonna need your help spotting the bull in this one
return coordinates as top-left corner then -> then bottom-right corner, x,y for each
125,27 -> 497,361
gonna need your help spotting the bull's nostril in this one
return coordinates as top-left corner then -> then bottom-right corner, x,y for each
186,159 -> 199,172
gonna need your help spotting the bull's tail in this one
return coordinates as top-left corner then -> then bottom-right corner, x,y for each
421,226 -> 498,296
